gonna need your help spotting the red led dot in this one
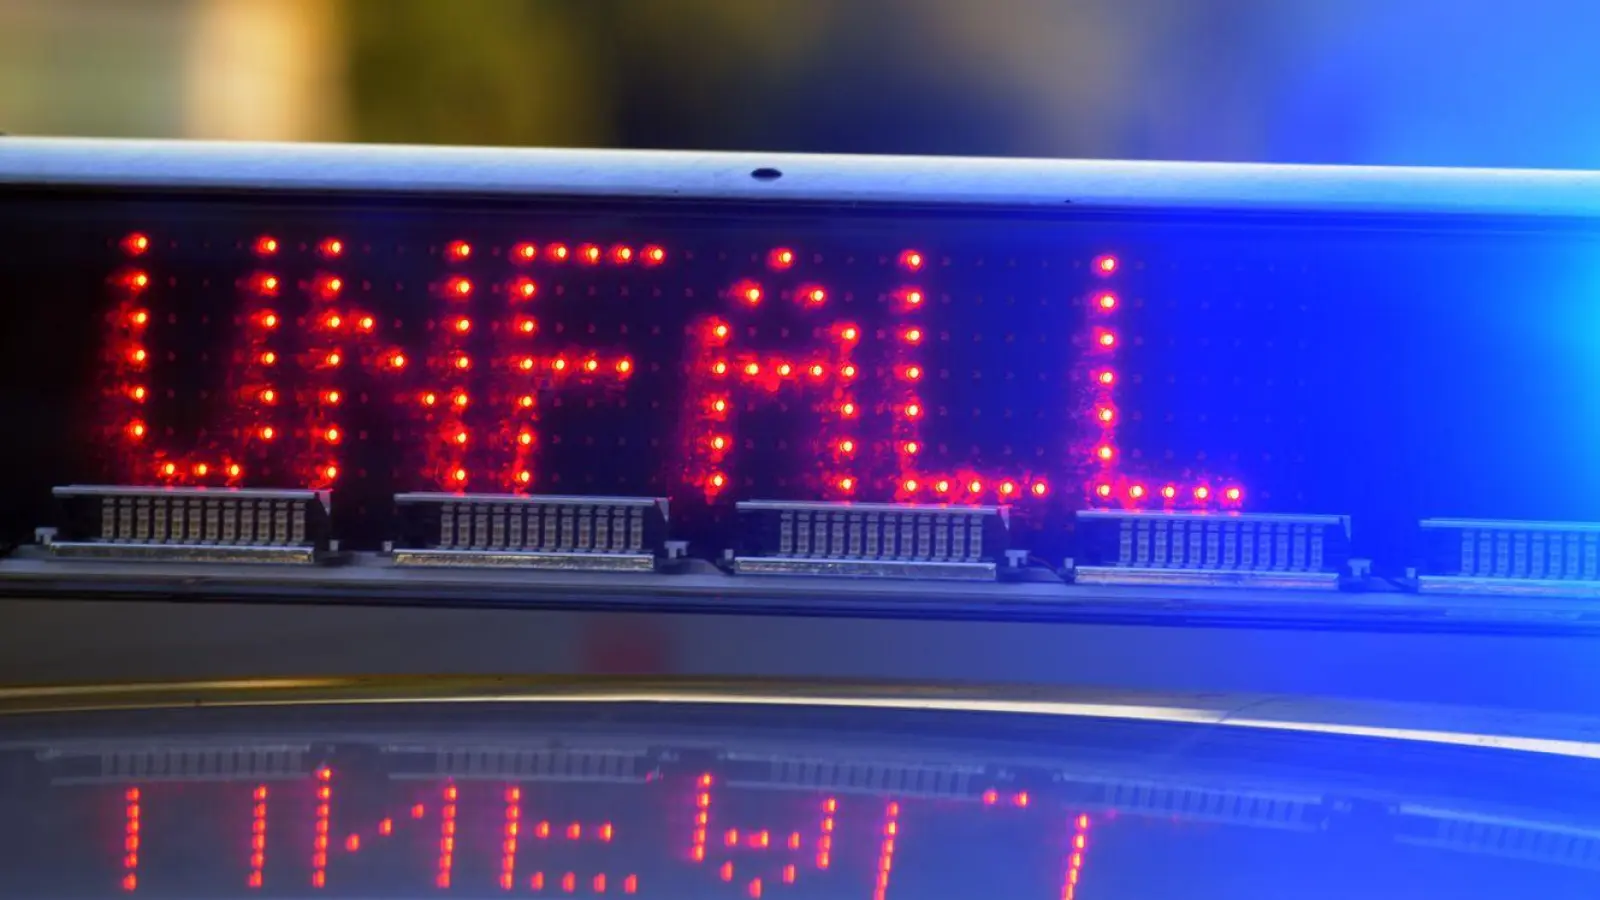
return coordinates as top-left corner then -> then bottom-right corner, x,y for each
122,233 -> 150,255
258,388 -> 277,404
903,365 -> 922,381
324,351 -> 342,367
1096,406 -> 1115,424
841,401 -> 857,417
192,462 -> 210,477
779,362 -> 795,377
517,317 -> 537,334
1000,480 -> 1017,497
445,240 -> 472,261
903,441 -> 919,455
1096,330 -> 1117,348
709,473 -> 727,490
1095,254 -> 1118,274
935,479 -> 951,493
841,364 -> 857,379
710,435 -> 729,451
1195,486 -> 1211,501
126,420 -> 146,439
838,438 -> 856,454
316,275 -> 343,299
553,357 -> 569,372
453,353 -> 471,371
578,244 -> 601,264
711,398 -> 728,413
1130,484 -> 1147,500
1097,370 -> 1116,386
254,274 -> 278,296
743,362 -> 760,377
899,250 -> 925,270
1095,444 -> 1114,462
453,429 -> 469,446
808,363 -> 825,378
124,270 -> 151,291
447,276 -> 473,298
902,478 -> 919,493
905,402 -> 922,418
904,289 -> 925,307
967,479 -> 983,494
610,245 -> 634,264
1161,484 -> 1178,500
318,238 -> 344,258
130,348 -> 149,364
453,316 -> 472,334
841,325 -> 860,342
548,243 -> 569,261
517,394 -> 534,409
770,248 -> 796,269
388,351 -> 407,369
517,431 -> 534,446
227,463 -> 242,478
584,358 -> 600,373
838,476 -> 856,493
452,468 -> 467,484
616,358 -> 635,374
452,392 -> 469,409
1225,486 -> 1243,502
512,242 -> 538,262
161,462 -> 178,477
1097,292 -> 1118,310
130,386 -> 147,402
642,245 -> 666,265
257,426 -> 276,441
356,315 -> 376,332
740,283 -> 762,305
516,470 -> 532,485
323,313 -> 343,330
254,236 -> 279,256
130,309 -> 149,326
511,278 -> 538,300
258,311 -> 279,329
1095,483 -> 1112,499
903,327 -> 923,344
345,834 -> 361,852
1031,480 -> 1049,497
711,322 -> 731,340
804,287 -> 827,305
323,426 -> 342,444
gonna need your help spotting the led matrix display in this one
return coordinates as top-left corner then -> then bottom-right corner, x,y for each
5,185 -> 1600,564
83,210 -> 1244,554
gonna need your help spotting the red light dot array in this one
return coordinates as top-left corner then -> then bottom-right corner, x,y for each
692,773 -> 713,863
247,785 -> 267,889
312,768 -> 332,889
1061,814 -> 1091,900
502,786 -> 522,890
872,801 -> 900,900
123,787 -> 140,892
817,796 -> 836,870
438,783 -> 458,889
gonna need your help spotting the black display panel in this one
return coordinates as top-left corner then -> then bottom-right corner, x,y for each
3,191 -> 1599,559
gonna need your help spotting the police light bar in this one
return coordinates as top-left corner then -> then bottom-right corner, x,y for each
732,500 -> 1008,580
389,492 -> 668,572
1417,518 -> 1600,598
44,485 -> 330,564
1072,510 -> 1351,589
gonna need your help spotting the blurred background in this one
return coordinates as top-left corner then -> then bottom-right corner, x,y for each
3,0 -> 1600,168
